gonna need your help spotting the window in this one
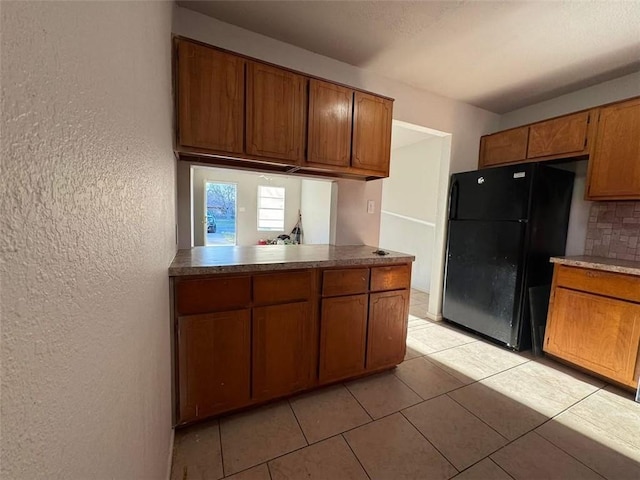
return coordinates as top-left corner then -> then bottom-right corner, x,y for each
257,185 -> 285,231
205,182 -> 237,246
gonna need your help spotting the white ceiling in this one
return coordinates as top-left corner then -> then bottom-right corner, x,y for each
177,0 -> 640,113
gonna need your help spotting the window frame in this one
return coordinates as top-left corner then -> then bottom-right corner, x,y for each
257,185 -> 286,232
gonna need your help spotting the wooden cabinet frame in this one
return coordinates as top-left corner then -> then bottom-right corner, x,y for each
171,262 -> 412,426
173,36 -> 394,181
544,264 -> 640,390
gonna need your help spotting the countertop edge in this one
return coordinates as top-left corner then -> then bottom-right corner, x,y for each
550,256 -> 640,277
169,254 -> 416,277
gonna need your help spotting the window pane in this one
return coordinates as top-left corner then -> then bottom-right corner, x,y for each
259,186 -> 285,199
259,197 -> 285,209
258,219 -> 284,230
259,209 -> 284,221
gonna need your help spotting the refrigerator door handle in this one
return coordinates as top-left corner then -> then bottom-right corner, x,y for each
449,179 -> 459,219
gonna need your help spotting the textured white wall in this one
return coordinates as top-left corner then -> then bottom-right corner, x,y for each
1,2 -> 175,479
383,137 -> 444,223
380,136 -> 445,293
191,167 -> 303,246
300,179 -> 333,244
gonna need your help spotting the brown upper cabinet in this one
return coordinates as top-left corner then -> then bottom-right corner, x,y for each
586,98 -> 640,200
351,92 -> 394,175
527,111 -> 590,159
479,126 -> 529,167
246,62 -> 307,164
479,111 -> 593,168
478,96 -> 640,200
173,37 -> 394,180
307,79 -> 353,168
176,40 -> 244,154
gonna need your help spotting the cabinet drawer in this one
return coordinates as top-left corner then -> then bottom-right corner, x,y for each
322,268 -> 369,297
370,264 -> 411,292
555,265 -> 640,303
253,270 -> 314,305
175,276 -> 251,315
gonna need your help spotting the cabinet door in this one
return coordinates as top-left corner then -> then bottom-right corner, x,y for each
176,39 -> 244,153
246,62 -> 307,163
527,111 -> 590,159
587,98 -> 640,200
307,80 -> 353,167
366,290 -> 409,370
545,287 -> 640,388
177,310 -> 251,423
253,301 -> 317,400
479,127 -> 529,167
351,92 -> 393,174
319,295 -> 368,383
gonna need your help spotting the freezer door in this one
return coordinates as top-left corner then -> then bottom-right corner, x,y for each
443,219 -> 527,347
449,164 -> 534,221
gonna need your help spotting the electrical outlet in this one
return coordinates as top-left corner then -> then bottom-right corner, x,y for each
367,200 -> 375,214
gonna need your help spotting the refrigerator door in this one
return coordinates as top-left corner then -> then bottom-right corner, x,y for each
449,163 -> 535,221
443,219 -> 527,347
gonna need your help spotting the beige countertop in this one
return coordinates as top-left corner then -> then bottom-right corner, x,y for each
550,255 -> 640,277
169,245 -> 415,276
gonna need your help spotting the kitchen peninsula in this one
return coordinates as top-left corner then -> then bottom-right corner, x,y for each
169,245 -> 415,425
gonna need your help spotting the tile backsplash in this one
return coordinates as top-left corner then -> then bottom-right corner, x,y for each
584,202 -> 640,261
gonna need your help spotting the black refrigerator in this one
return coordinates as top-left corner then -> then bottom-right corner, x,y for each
442,163 -> 574,351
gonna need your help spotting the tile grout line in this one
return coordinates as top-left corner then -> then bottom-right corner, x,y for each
217,420 -> 226,478
265,461 -> 273,480
287,398 -> 310,446
529,431 -> 607,480
528,387 -> 612,479
340,433 -> 373,480
449,385 -> 606,480
343,382 -> 375,423
488,457 -> 516,479
398,410 -> 460,475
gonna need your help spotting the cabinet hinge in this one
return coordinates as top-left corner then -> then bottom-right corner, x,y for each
587,113 -> 590,124
195,405 -> 199,417
584,137 -> 588,148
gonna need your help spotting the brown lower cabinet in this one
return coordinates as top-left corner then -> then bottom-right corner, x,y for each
177,310 -> 251,422
544,264 -> 640,389
253,301 -> 317,401
172,263 -> 411,425
367,290 -> 409,370
319,294 -> 368,383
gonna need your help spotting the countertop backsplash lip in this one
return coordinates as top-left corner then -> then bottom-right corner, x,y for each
551,255 -> 640,276
168,244 -> 415,276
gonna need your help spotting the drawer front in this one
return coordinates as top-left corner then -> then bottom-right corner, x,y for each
175,276 -> 251,315
555,265 -> 640,303
322,268 -> 370,297
253,270 -> 314,305
370,264 -> 411,292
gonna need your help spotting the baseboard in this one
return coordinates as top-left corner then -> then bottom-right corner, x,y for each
166,428 -> 175,480
426,312 -> 442,322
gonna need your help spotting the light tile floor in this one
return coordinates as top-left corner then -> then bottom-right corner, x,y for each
171,288 -> 640,480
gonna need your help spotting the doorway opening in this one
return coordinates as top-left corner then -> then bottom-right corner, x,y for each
205,181 -> 237,246
379,120 -> 452,320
